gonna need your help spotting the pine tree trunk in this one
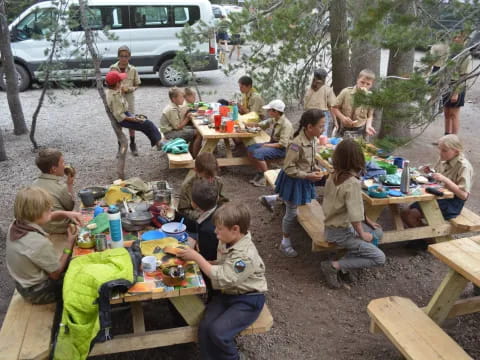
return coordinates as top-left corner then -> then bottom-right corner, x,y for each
329,0 -> 351,94
78,0 -> 128,179
0,0 -> 28,135
0,127 -> 7,161
379,1 -> 415,138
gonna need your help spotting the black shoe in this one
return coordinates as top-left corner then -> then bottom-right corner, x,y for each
130,142 -> 139,156
258,196 -> 274,212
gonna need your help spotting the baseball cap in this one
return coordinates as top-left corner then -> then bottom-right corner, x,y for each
105,71 -> 127,86
262,99 -> 285,112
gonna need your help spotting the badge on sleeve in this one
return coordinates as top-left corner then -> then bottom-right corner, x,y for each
234,260 -> 247,273
290,144 -> 300,152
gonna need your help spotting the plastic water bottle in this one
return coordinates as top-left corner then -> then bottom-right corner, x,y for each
231,103 -> 239,121
400,160 -> 410,194
108,205 -> 124,248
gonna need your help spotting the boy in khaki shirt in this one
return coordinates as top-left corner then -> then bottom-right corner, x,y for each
160,87 -> 202,157
333,69 -> 376,138
110,45 -> 141,156
321,139 -> 385,289
238,75 -> 265,118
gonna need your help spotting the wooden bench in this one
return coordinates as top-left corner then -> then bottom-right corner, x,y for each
450,207 -> 480,232
167,152 -> 194,169
0,291 -> 273,359
367,296 -> 472,360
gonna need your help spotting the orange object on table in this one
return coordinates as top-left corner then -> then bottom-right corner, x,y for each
219,105 -> 230,117
226,120 -> 234,133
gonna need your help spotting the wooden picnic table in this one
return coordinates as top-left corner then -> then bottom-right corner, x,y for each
424,235 -> 480,325
362,187 -> 455,244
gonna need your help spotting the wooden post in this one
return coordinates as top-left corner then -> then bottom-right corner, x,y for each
419,200 -> 452,243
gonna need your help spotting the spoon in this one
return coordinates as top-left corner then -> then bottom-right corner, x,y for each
176,217 -> 184,233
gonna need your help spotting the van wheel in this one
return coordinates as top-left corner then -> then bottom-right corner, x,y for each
0,63 -> 30,92
158,59 -> 185,86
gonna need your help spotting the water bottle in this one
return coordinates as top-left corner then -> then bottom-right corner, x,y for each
400,160 -> 410,194
231,103 -> 239,121
108,205 -> 124,248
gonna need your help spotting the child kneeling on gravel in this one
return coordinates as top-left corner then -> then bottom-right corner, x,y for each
6,187 -> 81,304
178,203 -> 267,360
321,139 -> 385,289
105,70 -> 163,151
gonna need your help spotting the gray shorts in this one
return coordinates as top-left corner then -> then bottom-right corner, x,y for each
164,126 -> 196,143
15,278 -> 62,304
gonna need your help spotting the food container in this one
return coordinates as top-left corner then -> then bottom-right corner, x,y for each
367,185 -> 389,198
161,265 -> 185,286
161,222 -> 188,242
77,230 -> 95,248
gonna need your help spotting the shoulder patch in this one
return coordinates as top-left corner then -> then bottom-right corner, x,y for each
289,143 -> 300,152
234,260 -> 246,273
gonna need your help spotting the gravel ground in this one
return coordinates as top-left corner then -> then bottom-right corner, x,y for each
1,63 -> 480,359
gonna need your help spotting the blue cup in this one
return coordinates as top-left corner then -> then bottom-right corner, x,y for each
93,206 -> 104,217
393,157 -> 404,169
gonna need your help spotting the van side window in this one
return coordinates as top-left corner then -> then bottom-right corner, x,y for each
173,6 -> 200,26
133,6 -> 169,27
15,8 -> 54,40
68,6 -> 127,31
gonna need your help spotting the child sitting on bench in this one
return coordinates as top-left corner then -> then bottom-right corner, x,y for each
6,187 -> 81,304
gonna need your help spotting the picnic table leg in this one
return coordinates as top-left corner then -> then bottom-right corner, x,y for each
424,269 -> 469,324
419,200 -> 452,243
169,295 -> 206,326
224,139 -> 233,158
365,203 -> 386,222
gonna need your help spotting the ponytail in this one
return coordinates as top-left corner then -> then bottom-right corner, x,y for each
294,109 -> 325,137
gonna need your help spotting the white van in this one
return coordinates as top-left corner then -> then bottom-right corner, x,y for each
3,0 -> 217,91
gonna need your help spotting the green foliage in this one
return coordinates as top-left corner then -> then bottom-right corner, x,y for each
5,0 -> 37,23
374,135 -> 408,152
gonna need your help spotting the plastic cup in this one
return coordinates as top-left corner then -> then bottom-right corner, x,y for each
142,256 -> 157,272
220,106 -> 230,117
214,114 -> 222,130
319,135 -> 328,145
226,120 -> 234,133
394,157 -> 404,168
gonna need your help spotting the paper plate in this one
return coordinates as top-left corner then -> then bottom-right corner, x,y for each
141,230 -> 167,241
388,190 -> 403,197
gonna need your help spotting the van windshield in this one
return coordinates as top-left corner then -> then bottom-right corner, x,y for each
14,8 -> 55,40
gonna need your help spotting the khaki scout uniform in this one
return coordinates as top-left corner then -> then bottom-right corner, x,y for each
210,232 -> 268,294
283,130 -> 320,179
430,42 -> 449,68
160,102 -> 183,133
323,175 -> 364,227
177,175 -> 229,220
241,88 -> 265,118
110,62 -> 141,113
106,88 -> 129,122
435,154 -> 474,193
258,114 -> 294,148
304,85 -> 336,111
33,173 -> 74,234
334,86 -> 373,129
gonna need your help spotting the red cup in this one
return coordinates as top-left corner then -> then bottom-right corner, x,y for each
214,115 -> 222,130
219,106 -> 229,117
226,120 -> 234,133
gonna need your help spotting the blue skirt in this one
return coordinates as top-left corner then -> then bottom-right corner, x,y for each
274,170 -> 316,205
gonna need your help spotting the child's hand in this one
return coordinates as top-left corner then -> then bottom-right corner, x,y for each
66,212 -> 84,226
342,116 -> 353,127
366,125 -> 376,136
177,247 -> 199,261
67,224 -> 78,246
306,172 -> 324,182
361,232 -> 373,242
66,174 -> 75,186
432,173 -> 447,183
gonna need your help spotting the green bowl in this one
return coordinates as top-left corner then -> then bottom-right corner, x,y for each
385,164 -> 398,175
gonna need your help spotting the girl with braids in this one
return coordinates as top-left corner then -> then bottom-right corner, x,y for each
320,139 -> 385,289
274,109 -> 326,257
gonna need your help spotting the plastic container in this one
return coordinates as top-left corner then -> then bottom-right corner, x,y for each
107,205 -> 124,248
400,160 -> 410,194
226,120 -> 234,133
214,114 -> 222,130
219,105 -> 230,117
231,104 -> 239,121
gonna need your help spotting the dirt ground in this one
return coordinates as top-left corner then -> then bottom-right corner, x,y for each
1,66 -> 480,359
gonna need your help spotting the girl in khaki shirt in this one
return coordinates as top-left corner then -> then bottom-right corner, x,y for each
274,109 -> 326,257
321,139 -> 385,289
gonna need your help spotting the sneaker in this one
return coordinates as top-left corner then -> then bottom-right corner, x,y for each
259,196 -> 274,212
338,270 -> 357,284
321,261 -> 341,289
249,173 -> 262,184
252,177 -> 266,187
280,244 -> 298,257
130,142 -> 139,156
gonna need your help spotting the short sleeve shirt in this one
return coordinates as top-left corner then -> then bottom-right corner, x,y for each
435,154 -> 473,193
334,86 -> 373,127
6,223 -> 59,288
430,42 -> 449,68
106,88 -> 129,122
160,102 -> 183,133
283,130 -> 318,179
210,232 -> 267,294
33,173 -> 74,234
241,89 -> 265,117
110,62 -> 141,112
259,114 -> 294,148
304,85 -> 337,111
323,175 -> 365,228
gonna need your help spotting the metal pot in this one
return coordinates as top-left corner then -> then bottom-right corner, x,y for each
126,211 -> 152,226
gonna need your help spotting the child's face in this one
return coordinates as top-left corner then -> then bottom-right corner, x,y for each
306,118 -> 325,138
51,156 -> 65,176
356,76 -> 373,91
238,83 -> 251,94
118,51 -> 130,67
172,93 -> 185,105
214,223 -> 241,244
36,208 -> 52,225
185,94 -> 196,104
439,143 -> 459,161
311,78 -> 324,90
267,109 -> 280,119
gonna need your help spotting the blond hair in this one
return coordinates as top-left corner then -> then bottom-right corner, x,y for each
36,148 -> 63,173
438,134 -> 464,153
14,186 -> 53,223
358,69 -> 376,81
214,203 -> 250,234
184,87 -> 196,97
168,87 -> 184,101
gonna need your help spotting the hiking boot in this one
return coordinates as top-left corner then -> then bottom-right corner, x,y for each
130,142 -> 139,156
321,261 -> 341,289
259,196 -> 274,212
252,176 -> 266,187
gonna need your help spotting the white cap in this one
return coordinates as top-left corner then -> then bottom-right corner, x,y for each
262,99 -> 285,112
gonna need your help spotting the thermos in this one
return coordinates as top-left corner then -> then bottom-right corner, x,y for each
108,205 -> 124,248
400,160 -> 410,194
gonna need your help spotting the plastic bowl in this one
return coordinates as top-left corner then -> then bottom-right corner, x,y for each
141,230 -> 167,241
162,222 -> 187,234
368,185 -> 389,198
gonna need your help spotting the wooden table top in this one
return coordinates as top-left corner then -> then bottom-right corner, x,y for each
362,187 -> 454,206
192,119 -> 269,139
428,236 -> 480,287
